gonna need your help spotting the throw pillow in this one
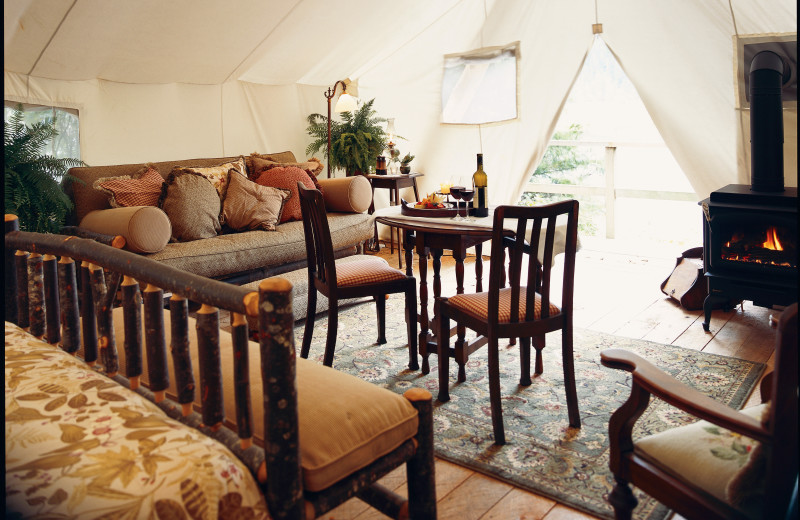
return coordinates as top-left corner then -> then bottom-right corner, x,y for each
245,151 -> 297,176
248,156 -> 325,190
222,169 -> 291,231
254,166 -> 316,223
319,176 -> 372,213
177,157 -> 246,199
93,166 -> 165,207
158,169 -> 222,242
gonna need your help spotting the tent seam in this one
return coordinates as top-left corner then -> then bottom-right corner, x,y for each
27,0 -> 79,78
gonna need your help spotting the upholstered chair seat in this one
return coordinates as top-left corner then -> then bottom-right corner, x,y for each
336,256 -> 408,287
447,288 -> 561,323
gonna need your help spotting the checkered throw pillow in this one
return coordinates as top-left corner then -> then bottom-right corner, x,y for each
95,167 -> 165,207
448,287 -> 561,322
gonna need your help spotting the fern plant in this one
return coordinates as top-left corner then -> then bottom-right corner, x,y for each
4,105 -> 85,233
305,98 -> 388,176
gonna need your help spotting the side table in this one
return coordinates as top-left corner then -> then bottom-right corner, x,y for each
366,173 -> 424,269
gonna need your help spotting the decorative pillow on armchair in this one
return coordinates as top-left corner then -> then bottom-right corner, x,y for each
254,166 -> 317,223
93,165 -> 165,207
158,169 -> 222,241
223,169 -> 291,231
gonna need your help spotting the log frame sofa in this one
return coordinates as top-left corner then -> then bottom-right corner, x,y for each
5,214 -> 436,519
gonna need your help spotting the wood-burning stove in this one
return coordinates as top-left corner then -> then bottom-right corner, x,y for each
701,185 -> 797,330
700,50 -> 798,331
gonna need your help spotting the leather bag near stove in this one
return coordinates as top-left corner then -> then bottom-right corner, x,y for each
661,247 -> 707,310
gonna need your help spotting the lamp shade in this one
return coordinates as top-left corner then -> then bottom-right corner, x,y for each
334,93 -> 358,113
386,118 -> 396,142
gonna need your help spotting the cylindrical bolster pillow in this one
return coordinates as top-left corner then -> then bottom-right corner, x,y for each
80,206 -> 172,254
318,175 -> 372,213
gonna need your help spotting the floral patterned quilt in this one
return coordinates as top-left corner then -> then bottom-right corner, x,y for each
5,321 -> 270,519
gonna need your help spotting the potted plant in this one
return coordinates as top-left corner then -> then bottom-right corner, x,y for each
399,152 -> 415,175
4,105 -> 84,233
305,98 -> 388,176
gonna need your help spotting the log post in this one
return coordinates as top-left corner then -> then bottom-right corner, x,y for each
28,253 -> 45,338
43,254 -> 61,345
259,278 -> 304,520
404,388 -> 437,520
121,276 -> 143,389
14,250 -> 30,330
57,256 -> 81,354
90,264 -> 118,376
143,284 -> 169,402
5,215 -> 20,324
170,294 -> 195,417
231,312 -> 254,449
196,304 -> 224,431
80,261 -> 98,365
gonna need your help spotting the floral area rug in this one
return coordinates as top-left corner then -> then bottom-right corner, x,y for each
293,296 -> 765,520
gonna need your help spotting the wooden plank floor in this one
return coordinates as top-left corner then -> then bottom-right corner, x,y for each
319,237 -> 779,520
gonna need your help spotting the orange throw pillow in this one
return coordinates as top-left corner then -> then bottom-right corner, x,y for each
254,166 -> 316,223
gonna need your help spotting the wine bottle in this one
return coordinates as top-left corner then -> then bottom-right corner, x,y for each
472,153 -> 489,217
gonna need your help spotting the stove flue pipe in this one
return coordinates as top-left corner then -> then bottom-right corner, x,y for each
749,50 -> 786,192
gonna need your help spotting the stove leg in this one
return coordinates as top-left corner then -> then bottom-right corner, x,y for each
702,293 -> 728,332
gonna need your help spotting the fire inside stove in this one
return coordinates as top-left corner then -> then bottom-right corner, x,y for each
721,224 -> 797,268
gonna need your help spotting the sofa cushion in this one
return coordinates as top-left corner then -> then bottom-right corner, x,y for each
93,165 -> 165,207
159,169 -> 222,241
318,176 -> 372,213
144,212 -> 374,279
107,309 -> 419,492
4,321 -> 269,519
80,206 -> 172,253
222,169 -> 290,231
254,166 -> 318,223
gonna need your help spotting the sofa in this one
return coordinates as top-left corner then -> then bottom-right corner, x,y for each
64,151 -> 375,285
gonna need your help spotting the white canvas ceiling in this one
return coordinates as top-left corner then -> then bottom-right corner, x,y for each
4,0 -> 798,211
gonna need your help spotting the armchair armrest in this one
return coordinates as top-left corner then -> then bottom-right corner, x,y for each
61,225 -> 126,249
601,348 -> 768,443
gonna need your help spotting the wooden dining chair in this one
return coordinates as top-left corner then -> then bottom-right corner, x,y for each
297,182 -> 419,369
601,302 -> 798,520
435,200 -> 581,445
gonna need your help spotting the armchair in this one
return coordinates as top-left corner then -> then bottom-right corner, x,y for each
601,303 -> 797,520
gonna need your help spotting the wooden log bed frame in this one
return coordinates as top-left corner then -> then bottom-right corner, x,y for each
4,214 -> 436,520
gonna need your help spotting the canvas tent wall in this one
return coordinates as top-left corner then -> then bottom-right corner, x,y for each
4,0 -> 797,214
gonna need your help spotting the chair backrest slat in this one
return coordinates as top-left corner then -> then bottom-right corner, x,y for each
121,277 -> 144,386
28,253 -> 45,338
143,284 -> 169,398
231,312 -> 254,446
90,264 -> 119,376
196,304 -> 224,429
168,294 -> 195,412
80,261 -> 98,364
14,250 -> 30,329
58,256 -> 81,354
43,254 -> 61,345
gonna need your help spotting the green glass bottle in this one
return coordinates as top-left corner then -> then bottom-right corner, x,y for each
472,153 -> 488,217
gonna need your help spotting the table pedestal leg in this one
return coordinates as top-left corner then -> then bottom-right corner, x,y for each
417,236 -> 432,374
452,248 -> 468,382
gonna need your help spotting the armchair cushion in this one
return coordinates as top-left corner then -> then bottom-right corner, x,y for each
636,403 -> 767,506
80,206 -> 171,253
5,322 -> 269,518
109,308 -> 419,492
318,176 -> 372,214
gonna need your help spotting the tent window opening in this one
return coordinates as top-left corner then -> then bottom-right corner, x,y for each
442,43 -> 518,125
4,102 -> 81,170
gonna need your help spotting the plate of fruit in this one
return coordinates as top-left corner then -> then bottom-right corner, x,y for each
400,194 -> 459,217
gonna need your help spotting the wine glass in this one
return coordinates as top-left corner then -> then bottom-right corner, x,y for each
459,188 -> 475,221
449,185 -> 464,221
